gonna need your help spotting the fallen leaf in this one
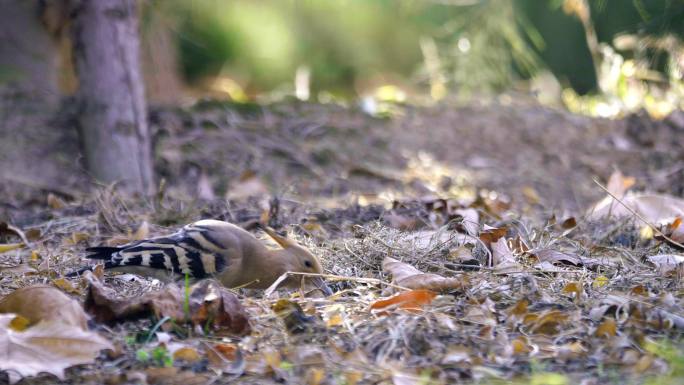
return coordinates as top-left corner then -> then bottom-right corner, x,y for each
535,249 -> 581,266
0,286 -> 87,329
133,221 -> 150,240
370,289 -> 437,314
560,217 -> 577,229
84,274 -> 250,335
593,275 -> 609,288
453,208 -> 480,237
588,193 -> 684,224
647,254 -> 684,275
172,347 -> 201,363
382,257 -> 466,292
562,282 -> 583,301
47,193 -> 66,209
272,299 -> 317,334
53,278 -> 81,295
524,310 -> 569,335
83,271 -> 185,325
491,237 -> 521,273
0,314 -> 112,384
596,318 -> 617,337
189,280 -> 251,335
479,226 -> 507,244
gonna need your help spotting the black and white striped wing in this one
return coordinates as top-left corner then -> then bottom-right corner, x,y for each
86,224 -> 228,278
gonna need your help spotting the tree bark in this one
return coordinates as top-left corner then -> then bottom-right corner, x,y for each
0,0 -> 60,104
72,0 -> 153,194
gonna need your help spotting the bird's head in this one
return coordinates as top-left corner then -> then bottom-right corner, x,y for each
263,226 -> 332,296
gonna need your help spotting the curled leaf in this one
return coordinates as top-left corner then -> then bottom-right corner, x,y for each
382,257 -> 467,292
0,314 -> 112,384
0,286 -> 87,329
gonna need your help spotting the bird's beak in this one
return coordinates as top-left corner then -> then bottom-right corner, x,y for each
309,276 -> 333,296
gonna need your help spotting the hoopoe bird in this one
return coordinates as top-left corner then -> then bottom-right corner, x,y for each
69,220 -> 331,295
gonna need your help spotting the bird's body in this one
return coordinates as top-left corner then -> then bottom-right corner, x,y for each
74,220 -> 330,294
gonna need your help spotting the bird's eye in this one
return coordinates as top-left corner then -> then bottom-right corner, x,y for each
304,260 -> 313,268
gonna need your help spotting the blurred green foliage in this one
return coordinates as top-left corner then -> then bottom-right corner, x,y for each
160,0 -> 683,105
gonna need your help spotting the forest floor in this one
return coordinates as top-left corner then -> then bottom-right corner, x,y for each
1,98 -> 684,385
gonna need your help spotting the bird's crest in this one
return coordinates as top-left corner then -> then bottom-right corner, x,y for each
262,226 -> 297,249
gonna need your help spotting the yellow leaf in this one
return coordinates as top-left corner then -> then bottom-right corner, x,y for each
9,315 -> 31,331
173,347 -> 201,363
562,282 -> 582,300
326,313 -> 344,328
306,367 -> 325,385
52,278 -> 81,295
512,337 -> 530,354
639,225 -> 654,240
592,275 -> 609,288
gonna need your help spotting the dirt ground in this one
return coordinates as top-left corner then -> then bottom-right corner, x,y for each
1,98 -> 684,384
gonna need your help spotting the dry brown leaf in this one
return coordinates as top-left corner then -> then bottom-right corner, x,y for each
0,314 -> 112,384
189,280 -> 251,336
596,318 -> 617,337
83,273 -> 250,335
382,257 -> 466,292
479,225 -> 507,245
83,271 -> 185,325
561,282 -> 583,301
524,310 -> 569,335
588,193 -> 684,224
535,249 -> 581,266
491,237 -> 522,273
0,285 -> 87,329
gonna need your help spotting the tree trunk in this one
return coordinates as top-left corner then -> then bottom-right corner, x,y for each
0,0 -> 60,104
72,0 -> 153,194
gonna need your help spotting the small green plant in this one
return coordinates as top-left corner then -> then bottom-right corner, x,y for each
183,272 -> 190,319
151,346 -> 174,367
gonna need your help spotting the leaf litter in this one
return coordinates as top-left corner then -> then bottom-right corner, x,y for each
2,104 -> 684,384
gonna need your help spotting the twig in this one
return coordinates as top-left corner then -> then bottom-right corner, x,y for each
264,271 -> 409,297
593,178 -> 684,249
